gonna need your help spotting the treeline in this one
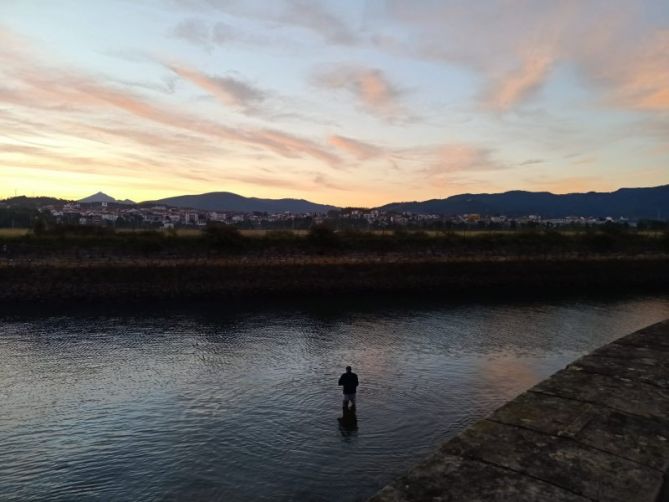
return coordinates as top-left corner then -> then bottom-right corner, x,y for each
1,223 -> 668,260
0,207 -> 40,228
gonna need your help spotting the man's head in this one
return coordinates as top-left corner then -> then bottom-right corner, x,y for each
346,366 -> 352,373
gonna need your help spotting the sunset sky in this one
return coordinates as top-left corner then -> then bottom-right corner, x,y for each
1,0 -> 668,206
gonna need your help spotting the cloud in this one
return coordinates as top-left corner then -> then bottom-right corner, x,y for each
255,129 -> 341,166
430,144 -> 505,173
172,18 -> 210,47
327,134 -> 383,160
278,0 -> 358,45
226,171 -> 347,192
596,30 -> 669,111
313,65 -> 404,119
170,18 -> 237,49
212,21 -> 235,45
166,63 -> 265,110
227,173 -> 311,190
0,28 -> 341,167
312,172 -> 348,190
171,0 -> 358,45
518,159 -> 544,166
410,144 -> 508,184
378,1 -> 571,111
484,50 -> 555,111
379,0 -> 669,114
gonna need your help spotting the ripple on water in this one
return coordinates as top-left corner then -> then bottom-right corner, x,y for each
1,296 -> 668,501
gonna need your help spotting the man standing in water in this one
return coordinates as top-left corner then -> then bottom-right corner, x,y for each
338,366 -> 359,410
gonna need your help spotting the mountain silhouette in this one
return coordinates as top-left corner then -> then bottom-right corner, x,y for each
379,185 -> 669,220
78,192 -> 135,205
4,185 -> 668,220
149,191 -> 335,213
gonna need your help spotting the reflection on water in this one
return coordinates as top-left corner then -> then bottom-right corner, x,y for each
0,294 -> 668,501
338,407 -> 358,437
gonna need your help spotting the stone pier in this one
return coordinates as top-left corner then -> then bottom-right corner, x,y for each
370,319 -> 669,502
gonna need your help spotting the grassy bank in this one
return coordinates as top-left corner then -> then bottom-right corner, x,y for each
2,226 -> 668,260
2,226 -> 667,301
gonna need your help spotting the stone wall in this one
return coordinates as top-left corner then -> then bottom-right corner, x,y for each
1,257 -> 668,301
370,319 -> 669,502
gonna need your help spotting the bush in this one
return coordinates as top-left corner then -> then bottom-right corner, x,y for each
583,231 -> 617,254
38,224 -> 115,238
203,223 -> 243,249
307,223 -> 339,249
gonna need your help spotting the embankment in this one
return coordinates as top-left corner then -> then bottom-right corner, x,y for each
370,319 -> 669,502
1,256 -> 668,301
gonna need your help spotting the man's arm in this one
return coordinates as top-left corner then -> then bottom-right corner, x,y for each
338,375 -> 343,386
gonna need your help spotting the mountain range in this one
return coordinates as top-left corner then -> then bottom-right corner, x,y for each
146,192 -> 336,214
145,185 -> 669,219
3,185 -> 668,219
381,185 -> 669,219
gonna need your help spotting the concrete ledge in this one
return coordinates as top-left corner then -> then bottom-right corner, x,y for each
370,319 -> 669,502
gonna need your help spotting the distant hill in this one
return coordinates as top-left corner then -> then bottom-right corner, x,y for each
379,185 -> 669,219
149,192 -> 336,213
2,196 -> 68,208
78,192 -> 134,205
78,192 -> 117,203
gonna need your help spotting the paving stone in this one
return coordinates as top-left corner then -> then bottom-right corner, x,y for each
532,367 -> 669,421
615,320 -> 669,350
369,453 -> 589,502
569,355 -> 669,389
573,410 -> 669,472
492,390 -> 669,472
491,391 -> 598,437
439,420 -> 662,501
590,342 -> 669,361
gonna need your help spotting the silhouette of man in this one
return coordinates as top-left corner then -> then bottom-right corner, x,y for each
338,365 -> 359,409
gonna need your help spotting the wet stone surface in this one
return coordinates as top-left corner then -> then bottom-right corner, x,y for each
370,319 -> 669,502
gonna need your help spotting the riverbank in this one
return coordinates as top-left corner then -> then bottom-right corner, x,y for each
370,319 -> 669,501
1,255 -> 668,301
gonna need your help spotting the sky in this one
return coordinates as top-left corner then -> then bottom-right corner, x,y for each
0,0 -> 668,206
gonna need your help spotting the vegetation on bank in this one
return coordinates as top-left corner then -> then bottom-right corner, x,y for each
0,223 -> 668,261
1,223 -> 667,301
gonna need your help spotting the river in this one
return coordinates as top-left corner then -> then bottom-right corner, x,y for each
1,294 -> 668,501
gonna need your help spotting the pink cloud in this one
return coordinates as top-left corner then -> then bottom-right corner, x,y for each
484,51 -> 555,111
0,28 -> 341,167
314,65 -> 404,119
598,30 -> 669,111
328,134 -> 383,160
166,63 -> 264,110
398,143 -> 510,189
428,144 -> 505,174
379,1 -> 669,114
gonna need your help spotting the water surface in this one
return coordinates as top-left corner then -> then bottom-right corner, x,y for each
1,295 -> 668,501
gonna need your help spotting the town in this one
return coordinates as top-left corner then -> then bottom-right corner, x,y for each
29,199 -> 634,231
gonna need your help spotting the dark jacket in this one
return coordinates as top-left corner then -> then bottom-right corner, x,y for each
338,372 -> 359,394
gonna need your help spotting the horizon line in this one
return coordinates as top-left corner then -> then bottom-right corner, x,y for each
2,182 -> 669,209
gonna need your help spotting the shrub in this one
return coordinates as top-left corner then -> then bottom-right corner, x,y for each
203,223 -> 244,249
307,223 -> 339,249
40,224 -> 115,238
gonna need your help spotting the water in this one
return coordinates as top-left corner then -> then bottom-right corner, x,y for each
1,295 -> 668,501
